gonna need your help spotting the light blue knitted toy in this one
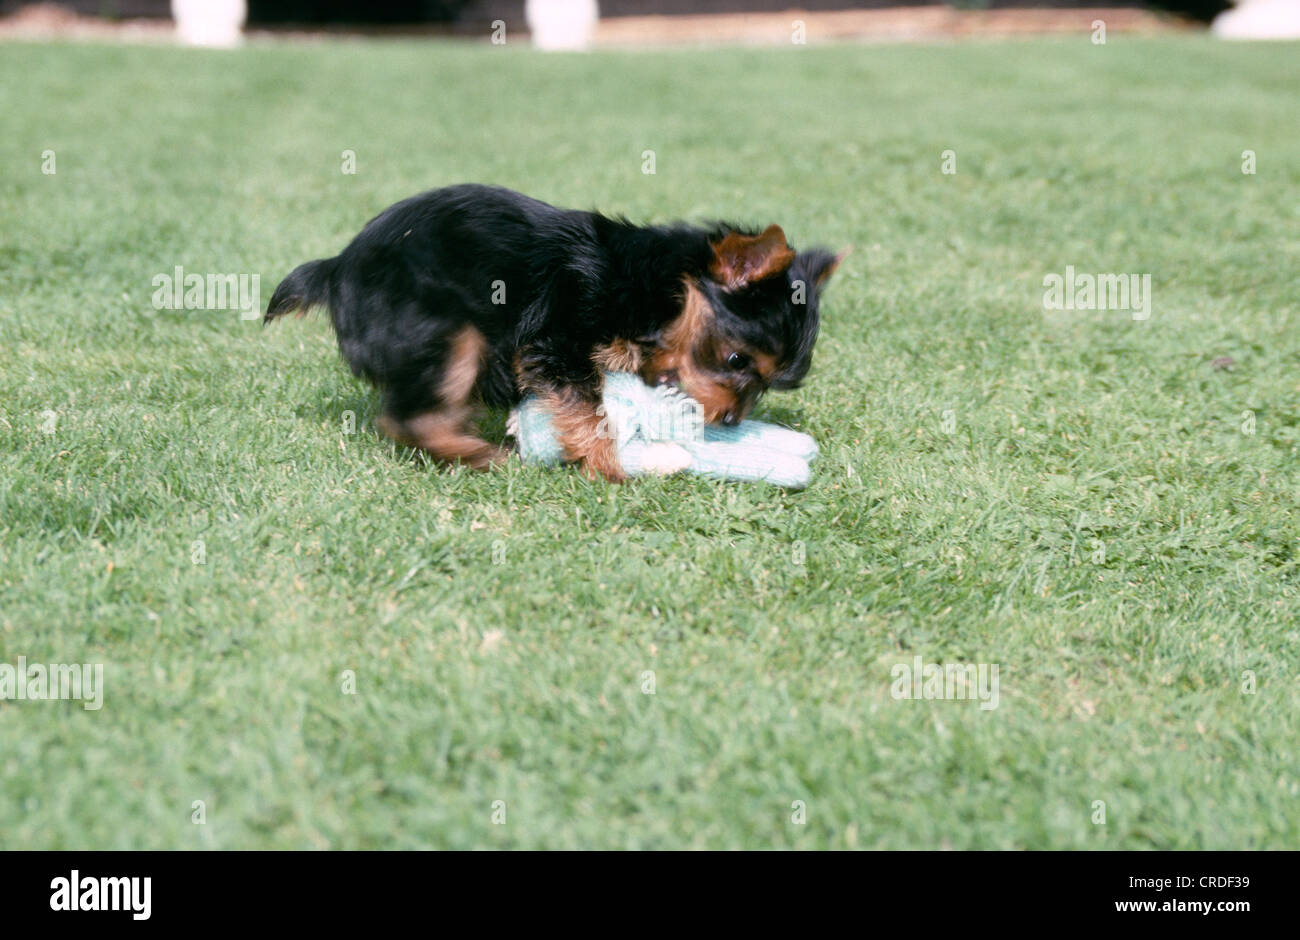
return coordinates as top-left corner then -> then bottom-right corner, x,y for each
508,372 -> 818,488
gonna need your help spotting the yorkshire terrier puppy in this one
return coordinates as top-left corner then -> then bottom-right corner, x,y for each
266,184 -> 841,481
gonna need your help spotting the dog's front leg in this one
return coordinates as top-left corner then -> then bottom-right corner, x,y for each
543,386 -> 626,483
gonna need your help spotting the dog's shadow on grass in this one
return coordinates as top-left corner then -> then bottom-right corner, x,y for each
750,403 -> 812,430
299,389 -> 807,460
297,391 -> 375,435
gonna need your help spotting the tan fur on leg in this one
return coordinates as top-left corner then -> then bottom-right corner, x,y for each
378,326 -> 506,470
540,389 -> 626,482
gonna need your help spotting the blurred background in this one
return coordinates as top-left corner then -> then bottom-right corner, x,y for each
1,0 -> 1297,47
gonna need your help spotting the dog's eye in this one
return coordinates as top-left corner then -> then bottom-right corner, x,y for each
727,352 -> 750,371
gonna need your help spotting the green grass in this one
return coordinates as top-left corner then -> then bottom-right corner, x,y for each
1,34 -> 1298,849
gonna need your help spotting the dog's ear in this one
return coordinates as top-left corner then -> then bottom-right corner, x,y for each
804,247 -> 850,289
709,224 -> 796,290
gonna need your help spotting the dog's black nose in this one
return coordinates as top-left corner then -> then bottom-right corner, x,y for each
721,412 -> 740,427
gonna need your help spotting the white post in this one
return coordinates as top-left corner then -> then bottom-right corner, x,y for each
172,0 -> 247,48
1212,0 -> 1300,39
525,0 -> 600,51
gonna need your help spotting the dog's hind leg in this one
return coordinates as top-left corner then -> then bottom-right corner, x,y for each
377,326 -> 507,470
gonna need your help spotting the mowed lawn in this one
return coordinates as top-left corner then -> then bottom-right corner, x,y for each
1,34 -> 1297,849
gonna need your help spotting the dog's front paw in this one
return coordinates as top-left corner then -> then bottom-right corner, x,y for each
580,455 -> 628,483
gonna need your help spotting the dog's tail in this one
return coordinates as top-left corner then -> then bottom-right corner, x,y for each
265,257 -> 336,324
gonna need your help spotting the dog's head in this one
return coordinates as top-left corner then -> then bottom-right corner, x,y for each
646,225 -> 843,425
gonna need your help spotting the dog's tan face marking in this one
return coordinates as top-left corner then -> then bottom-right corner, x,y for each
641,279 -> 775,425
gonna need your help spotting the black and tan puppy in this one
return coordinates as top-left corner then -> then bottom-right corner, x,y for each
266,183 -> 840,481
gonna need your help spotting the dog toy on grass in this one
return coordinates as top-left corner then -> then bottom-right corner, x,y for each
508,372 -> 818,488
